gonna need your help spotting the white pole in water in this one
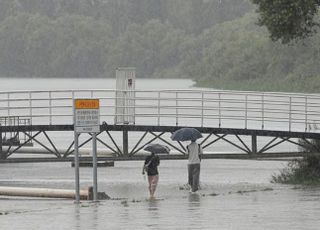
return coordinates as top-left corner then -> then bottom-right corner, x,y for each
0,186 -> 90,199
92,133 -> 98,201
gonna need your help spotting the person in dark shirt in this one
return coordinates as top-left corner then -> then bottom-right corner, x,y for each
142,152 -> 160,199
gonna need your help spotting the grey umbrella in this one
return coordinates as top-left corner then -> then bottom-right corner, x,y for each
170,128 -> 203,142
144,143 -> 170,154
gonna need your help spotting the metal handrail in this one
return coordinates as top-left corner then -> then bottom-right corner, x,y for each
0,89 -> 319,132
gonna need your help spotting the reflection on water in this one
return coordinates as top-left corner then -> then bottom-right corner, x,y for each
74,204 -> 81,229
90,203 -> 99,230
187,193 -> 202,230
188,193 -> 201,207
148,198 -> 160,211
146,199 -> 160,228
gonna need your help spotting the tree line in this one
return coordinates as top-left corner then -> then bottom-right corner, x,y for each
0,0 -> 319,93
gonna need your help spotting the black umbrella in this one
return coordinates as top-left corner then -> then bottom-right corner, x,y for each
170,128 -> 203,142
144,143 -> 170,154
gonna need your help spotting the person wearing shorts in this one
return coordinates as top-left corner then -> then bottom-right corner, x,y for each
142,152 -> 160,199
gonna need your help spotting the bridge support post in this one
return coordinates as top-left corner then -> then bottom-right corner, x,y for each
0,129 -> 5,160
251,134 -> 257,156
0,130 -> 2,158
123,129 -> 128,156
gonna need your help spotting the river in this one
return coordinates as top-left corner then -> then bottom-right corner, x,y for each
0,78 -> 319,230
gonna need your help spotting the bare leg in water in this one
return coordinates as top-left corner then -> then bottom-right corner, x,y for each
148,175 -> 159,199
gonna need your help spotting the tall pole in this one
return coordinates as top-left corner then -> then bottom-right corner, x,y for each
92,133 -> 98,201
0,128 -> 3,160
74,131 -> 80,203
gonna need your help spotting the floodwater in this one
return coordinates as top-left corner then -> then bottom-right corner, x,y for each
1,78 -> 320,229
0,77 -> 195,91
1,159 -> 320,230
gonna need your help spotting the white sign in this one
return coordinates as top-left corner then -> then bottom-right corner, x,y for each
74,99 -> 100,133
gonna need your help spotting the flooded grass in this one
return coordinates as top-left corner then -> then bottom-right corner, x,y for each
271,155 -> 320,185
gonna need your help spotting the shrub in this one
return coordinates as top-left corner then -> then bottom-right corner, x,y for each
271,155 -> 320,185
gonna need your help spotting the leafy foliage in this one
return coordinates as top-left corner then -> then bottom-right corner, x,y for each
0,0 -> 253,79
251,0 -> 320,43
298,138 -> 320,153
185,13 -> 320,93
273,137 -> 320,185
0,0 -> 320,93
271,155 -> 320,185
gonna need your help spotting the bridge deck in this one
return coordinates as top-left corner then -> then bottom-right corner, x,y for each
1,88 -> 320,131
0,153 -> 310,164
0,124 -> 319,163
2,124 -> 320,139
1,88 -> 320,162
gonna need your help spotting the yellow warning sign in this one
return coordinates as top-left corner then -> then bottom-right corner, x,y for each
75,99 -> 99,109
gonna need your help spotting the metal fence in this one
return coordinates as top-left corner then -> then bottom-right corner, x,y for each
0,89 -> 319,132
0,116 -> 32,145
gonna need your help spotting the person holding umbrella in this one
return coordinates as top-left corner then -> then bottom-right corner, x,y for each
186,139 -> 203,193
171,128 -> 203,193
142,144 -> 169,199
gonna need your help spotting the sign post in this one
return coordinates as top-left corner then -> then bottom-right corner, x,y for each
74,99 -> 100,202
74,99 -> 100,133
74,131 -> 80,203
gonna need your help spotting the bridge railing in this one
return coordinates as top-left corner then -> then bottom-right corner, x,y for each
0,89 -> 319,132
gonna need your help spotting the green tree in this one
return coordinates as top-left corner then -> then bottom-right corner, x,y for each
107,20 -> 185,78
46,15 -> 113,78
0,0 -> 18,20
181,11 -> 320,93
0,14 -> 30,76
251,0 -> 320,43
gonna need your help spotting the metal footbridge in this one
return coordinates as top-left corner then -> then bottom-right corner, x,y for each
1,88 -> 320,162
